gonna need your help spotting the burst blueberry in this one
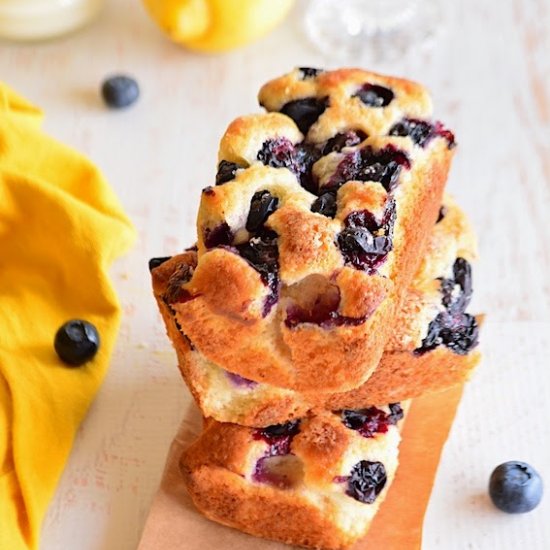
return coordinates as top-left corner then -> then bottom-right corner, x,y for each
327,146 -> 410,192
322,130 -> 367,155
257,138 -> 296,170
203,222 -> 233,249
253,420 -> 301,456
341,407 -> 389,437
256,138 -> 320,191
417,311 -> 479,355
389,119 -> 434,147
337,205 -> 396,272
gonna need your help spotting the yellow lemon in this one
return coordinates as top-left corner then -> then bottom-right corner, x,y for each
142,0 -> 295,52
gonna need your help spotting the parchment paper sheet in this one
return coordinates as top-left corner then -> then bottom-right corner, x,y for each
138,386 -> 463,550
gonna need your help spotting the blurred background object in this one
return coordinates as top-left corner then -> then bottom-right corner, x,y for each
0,0 -> 104,41
304,0 -> 441,63
141,0 -> 295,53
1,0 -> 549,548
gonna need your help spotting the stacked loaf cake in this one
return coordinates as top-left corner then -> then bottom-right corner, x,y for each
150,68 -> 481,549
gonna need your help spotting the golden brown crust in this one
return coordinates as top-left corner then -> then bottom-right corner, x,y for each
171,322 -> 480,427
184,469 -> 351,549
269,204 -> 344,283
157,67 -> 455,392
258,68 -> 432,141
180,407 -> 405,550
152,200 -> 481,427
322,343 -> 481,410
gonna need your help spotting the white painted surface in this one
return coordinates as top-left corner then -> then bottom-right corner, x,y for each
1,0 -> 549,548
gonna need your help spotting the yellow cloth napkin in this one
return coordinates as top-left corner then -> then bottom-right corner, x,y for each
0,84 -> 136,550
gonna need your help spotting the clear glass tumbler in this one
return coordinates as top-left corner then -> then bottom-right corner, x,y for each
304,0 -> 442,63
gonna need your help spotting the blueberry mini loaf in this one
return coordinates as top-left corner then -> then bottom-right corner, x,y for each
151,198 -> 480,426
164,68 -> 456,392
180,403 -> 407,550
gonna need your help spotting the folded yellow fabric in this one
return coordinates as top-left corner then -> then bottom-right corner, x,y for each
0,84 -> 136,550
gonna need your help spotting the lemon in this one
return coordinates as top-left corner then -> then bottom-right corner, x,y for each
142,0 -> 295,53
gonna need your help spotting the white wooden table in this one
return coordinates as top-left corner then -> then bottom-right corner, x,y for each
2,0 -> 550,548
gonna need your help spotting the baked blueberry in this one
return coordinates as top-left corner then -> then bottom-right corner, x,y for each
489,461 -> 543,513
236,229 -> 280,315
415,256 -> 478,355
436,258 -> 473,314
284,303 -> 368,330
388,403 -> 404,425
354,83 -> 394,108
337,205 -> 396,272
346,460 -> 387,504
246,191 -> 279,233
203,222 -> 233,249
257,138 -> 321,191
298,67 -> 323,79
328,146 -> 410,192
311,192 -> 337,218
148,256 -> 171,272
261,420 -> 301,439
440,313 -> 479,354
389,118 -> 456,149
226,371 -> 258,389
322,130 -> 367,155
257,138 -> 296,170
389,119 -> 434,147
416,311 -> 479,355
280,97 -> 328,134
357,147 -> 410,191
54,320 -> 100,366
216,160 -> 244,185
253,420 -> 301,456
236,229 -> 278,281
101,75 -> 139,109
293,143 -> 322,191
341,407 -> 390,437
338,227 -> 392,260
450,257 -> 473,311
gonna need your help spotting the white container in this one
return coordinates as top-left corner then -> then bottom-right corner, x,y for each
0,0 -> 104,41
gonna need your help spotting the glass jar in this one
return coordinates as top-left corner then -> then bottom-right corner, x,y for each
304,0 -> 442,63
0,0 -> 104,41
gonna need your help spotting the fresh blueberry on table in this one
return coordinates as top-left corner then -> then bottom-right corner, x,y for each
489,461 -> 543,513
54,320 -> 100,366
101,75 -> 140,109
